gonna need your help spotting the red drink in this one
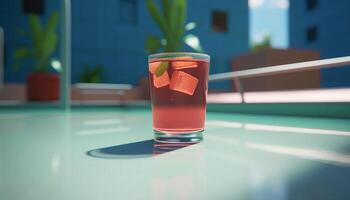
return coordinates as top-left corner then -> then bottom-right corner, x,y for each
148,53 -> 210,143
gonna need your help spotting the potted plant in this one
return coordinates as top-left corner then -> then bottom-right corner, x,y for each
80,64 -> 104,83
142,0 -> 203,99
145,0 -> 203,53
251,35 -> 272,52
13,12 -> 59,101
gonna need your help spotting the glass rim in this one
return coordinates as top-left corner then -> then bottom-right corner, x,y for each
148,52 -> 210,61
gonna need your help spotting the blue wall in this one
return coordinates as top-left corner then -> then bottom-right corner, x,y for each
289,0 -> 350,87
1,0 -> 249,88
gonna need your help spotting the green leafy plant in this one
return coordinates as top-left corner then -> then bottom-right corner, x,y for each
145,0 -> 203,53
80,64 -> 104,83
13,12 -> 59,72
251,35 -> 272,52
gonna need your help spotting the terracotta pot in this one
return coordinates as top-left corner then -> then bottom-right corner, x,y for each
27,73 -> 59,101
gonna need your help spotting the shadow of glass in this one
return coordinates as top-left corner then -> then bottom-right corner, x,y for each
86,139 -> 197,159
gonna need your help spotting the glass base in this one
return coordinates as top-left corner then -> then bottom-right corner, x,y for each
154,130 -> 203,143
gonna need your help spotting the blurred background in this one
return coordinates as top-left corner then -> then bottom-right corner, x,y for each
0,0 -> 349,106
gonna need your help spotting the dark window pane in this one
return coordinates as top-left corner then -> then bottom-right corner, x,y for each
306,26 -> 318,42
306,0 -> 318,11
119,0 -> 137,25
211,10 -> 228,33
22,0 -> 44,15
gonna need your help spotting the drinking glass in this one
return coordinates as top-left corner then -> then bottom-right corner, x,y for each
148,52 -> 210,143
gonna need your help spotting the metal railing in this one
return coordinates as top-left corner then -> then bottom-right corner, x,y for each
73,83 -> 133,105
209,56 -> 350,102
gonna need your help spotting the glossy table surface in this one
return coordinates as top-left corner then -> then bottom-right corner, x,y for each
0,108 -> 350,200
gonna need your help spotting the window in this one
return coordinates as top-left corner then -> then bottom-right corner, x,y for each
22,0 -> 44,15
306,26 -> 318,43
306,0 -> 318,11
119,0 -> 137,25
211,10 -> 228,33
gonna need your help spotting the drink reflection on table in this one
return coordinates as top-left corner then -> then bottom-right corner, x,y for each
153,141 -> 198,156
151,141 -> 206,200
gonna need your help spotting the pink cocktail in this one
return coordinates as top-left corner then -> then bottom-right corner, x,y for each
148,53 -> 210,143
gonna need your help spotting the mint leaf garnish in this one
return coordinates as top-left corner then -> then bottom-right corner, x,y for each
155,61 -> 169,77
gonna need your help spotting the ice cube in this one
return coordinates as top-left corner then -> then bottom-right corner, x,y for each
172,56 -> 197,70
170,71 -> 198,95
174,56 -> 193,60
149,62 -> 161,74
153,71 -> 170,88
172,60 -> 198,70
